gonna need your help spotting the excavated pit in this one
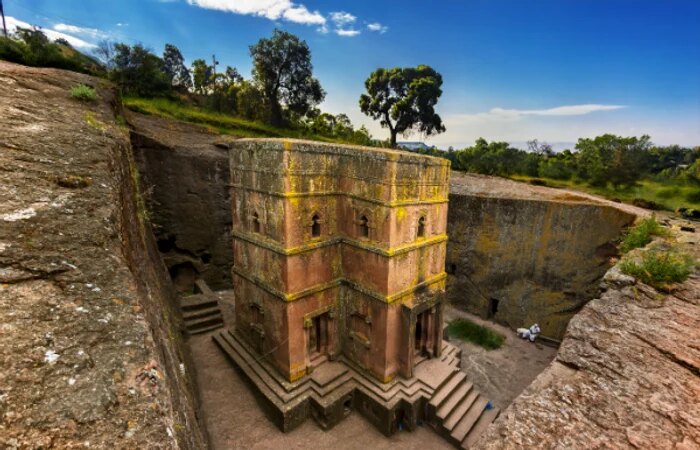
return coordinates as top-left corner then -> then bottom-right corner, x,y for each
447,172 -> 645,340
124,111 -> 652,447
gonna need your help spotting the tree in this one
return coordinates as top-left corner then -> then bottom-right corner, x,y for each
575,134 -> 652,187
209,66 -> 244,112
527,139 -> 554,157
359,65 -> 446,148
163,43 -> 191,90
191,58 -> 213,94
250,29 -> 325,126
110,43 -> 170,95
236,80 -> 265,121
94,40 -> 115,69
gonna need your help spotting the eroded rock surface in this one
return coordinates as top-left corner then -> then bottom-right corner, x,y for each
447,172 -> 644,339
129,113 -> 233,291
0,62 -> 205,448
476,265 -> 700,449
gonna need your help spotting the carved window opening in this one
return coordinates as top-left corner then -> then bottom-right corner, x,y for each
251,303 -> 262,323
252,211 -> 261,234
417,216 -> 426,238
307,313 -> 329,359
311,214 -> 321,237
359,215 -> 369,238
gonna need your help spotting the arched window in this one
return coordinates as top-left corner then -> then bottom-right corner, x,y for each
417,216 -> 426,238
311,214 -> 321,237
252,211 -> 261,233
359,215 -> 369,238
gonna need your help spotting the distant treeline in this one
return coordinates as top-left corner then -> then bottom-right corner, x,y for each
410,136 -> 700,189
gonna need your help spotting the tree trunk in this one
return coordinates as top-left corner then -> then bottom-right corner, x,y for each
390,130 -> 397,148
269,100 -> 283,127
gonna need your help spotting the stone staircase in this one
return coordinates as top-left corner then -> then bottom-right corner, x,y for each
214,327 -> 499,447
180,279 -> 224,334
427,370 -> 500,449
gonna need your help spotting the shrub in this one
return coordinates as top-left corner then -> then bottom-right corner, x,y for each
620,217 -> 669,253
447,318 -> 505,350
657,186 -> 681,199
619,249 -> 694,291
685,189 -> 700,203
70,84 -> 97,101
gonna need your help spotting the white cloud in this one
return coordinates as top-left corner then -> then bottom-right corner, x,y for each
5,16 -> 96,48
282,4 -> 326,25
329,11 -> 360,37
367,22 -> 388,33
486,104 -> 626,119
186,0 -> 325,25
335,28 -> 360,37
53,23 -> 108,40
330,11 -> 356,27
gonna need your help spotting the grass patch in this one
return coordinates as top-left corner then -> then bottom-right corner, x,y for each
447,318 -> 505,350
619,248 -> 695,291
122,96 -> 350,143
70,84 -> 97,101
510,175 -> 700,212
620,217 -> 669,253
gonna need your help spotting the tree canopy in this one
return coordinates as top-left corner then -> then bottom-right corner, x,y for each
250,29 -> 325,126
163,43 -> 191,90
359,65 -> 446,148
110,43 -> 170,96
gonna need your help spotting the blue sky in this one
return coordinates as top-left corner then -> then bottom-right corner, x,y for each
6,0 -> 700,148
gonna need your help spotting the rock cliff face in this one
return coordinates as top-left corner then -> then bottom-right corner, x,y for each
129,113 -> 232,291
475,253 -> 700,449
0,62 -> 206,448
447,173 -> 642,339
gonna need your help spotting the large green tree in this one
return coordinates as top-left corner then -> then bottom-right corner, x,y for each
191,58 -> 214,94
250,29 -> 325,127
163,43 -> 191,90
110,43 -> 170,95
575,134 -> 652,187
359,65 -> 446,148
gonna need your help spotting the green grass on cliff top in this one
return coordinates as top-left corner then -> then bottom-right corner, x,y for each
447,318 -> 505,350
123,96 -> 344,143
511,175 -> 700,212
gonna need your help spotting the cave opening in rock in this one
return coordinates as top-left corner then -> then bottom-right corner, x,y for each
169,261 -> 198,294
157,235 -> 176,253
488,298 -> 499,318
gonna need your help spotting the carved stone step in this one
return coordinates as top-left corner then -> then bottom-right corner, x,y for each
188,322 -> 224,334
185,314 -> 223,331
437,381 -> 473,419
461,405 -> 500,449
183,305 -> 221,321
443,390 -> 479,431
180,294 -> 217,311
450,396 -> 489,443
429,372 -> 467,411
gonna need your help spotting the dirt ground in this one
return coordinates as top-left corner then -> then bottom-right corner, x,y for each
189,295 -> 555,449
443,308 -> 558,409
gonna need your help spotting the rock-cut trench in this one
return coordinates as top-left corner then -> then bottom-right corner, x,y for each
126,111 -> 642,448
